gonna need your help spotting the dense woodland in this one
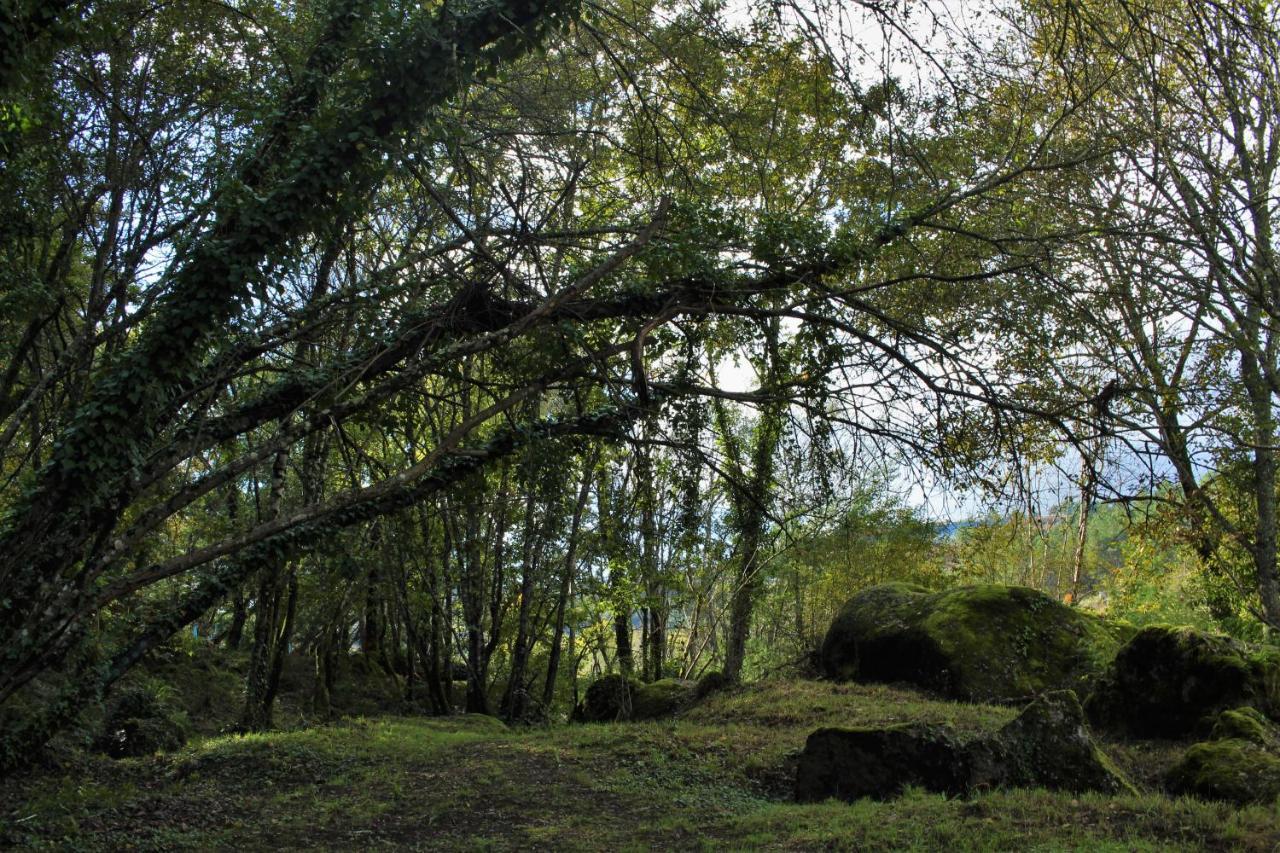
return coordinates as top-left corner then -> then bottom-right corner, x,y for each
2,0 -> 1280,844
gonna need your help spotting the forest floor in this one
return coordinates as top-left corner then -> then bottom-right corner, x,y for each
3,679 -> 1279,851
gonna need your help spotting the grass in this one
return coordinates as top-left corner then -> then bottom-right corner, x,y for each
2,679 -> 1278,850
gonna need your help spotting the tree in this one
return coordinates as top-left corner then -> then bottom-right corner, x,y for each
0,0 -> 589,761
1033,0 -> 1280,629
717,318 -> 786,683
0,0 -> 1102,763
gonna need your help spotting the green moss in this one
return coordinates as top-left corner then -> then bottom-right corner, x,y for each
719,788 -> 1280,851
924,586 -> 1122,700
572,674 -> 639,722
572,676 -> 698,722
822,583 -> 1124,702
694,670 -> 730,700
1248,646 -> 1280,711
1167,705 -> 1280,805
1087,626 -> 1280,738
1166,738 -> 1280,805
1209,708 -> 1279,749
974,690 -> 1136,796
632,678 -> 697,720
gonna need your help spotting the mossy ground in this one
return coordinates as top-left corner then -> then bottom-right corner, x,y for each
3,680 -> 1278,851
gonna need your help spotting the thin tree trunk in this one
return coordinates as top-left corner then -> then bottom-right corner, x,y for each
1242,344 -> 1280,629
543,451 -> 595,710
262,569 -> 299,716
362,524 -> 386,666
502,470 -> 540,720
1070,439 -> 1093,605
241,448 -> 289,731
721,319 -> 783,683
225,589 -> 248,650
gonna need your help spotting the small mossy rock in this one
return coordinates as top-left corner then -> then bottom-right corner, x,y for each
1166,738 -> 1280,805
821,583 -> 1125,702
795,723 -> 969,802
1085,626 -> 1280,739
632,678 -> 697,719
969,690 -> 1133,795
1209,707 -> 1280,750
93,685 -> 187,759
572,674 -> 640,722
573,675 -> 697,722
1165,707 -> 1280,805
695,671 -> 730,700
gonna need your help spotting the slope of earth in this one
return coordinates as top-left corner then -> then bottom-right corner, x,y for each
2,680 -> 1277,851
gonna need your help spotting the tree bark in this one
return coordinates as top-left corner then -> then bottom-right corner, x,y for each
241,449 -> 290,731
543,451 -> 595,710
722,319 -> 784,683
502,465 -> 541,720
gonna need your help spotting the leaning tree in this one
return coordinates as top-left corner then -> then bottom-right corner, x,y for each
0,0 -> 1100,763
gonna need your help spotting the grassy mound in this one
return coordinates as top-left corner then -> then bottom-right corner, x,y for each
3,680 -> 1278,850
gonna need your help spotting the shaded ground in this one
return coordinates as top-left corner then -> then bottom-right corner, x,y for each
2,680 -> 1278,851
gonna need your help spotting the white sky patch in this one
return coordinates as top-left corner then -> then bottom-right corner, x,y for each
714,354 -> 758,394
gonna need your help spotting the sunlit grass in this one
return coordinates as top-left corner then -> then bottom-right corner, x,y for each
2,682 -> 1277,850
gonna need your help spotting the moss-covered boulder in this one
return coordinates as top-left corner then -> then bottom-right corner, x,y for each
632,678 -> 697,719
795,723 -> 970,802
795,691 -> 1129,802
1167,740 -> 1280,805
969,691 -> 1133,795
573,675 -> 697,722
694,670 -> 730,700
92,684 -> 188,759
1167,708 -> 1280,804
1209,707 -> 1280,750
821,583 -> 1125,702
572,674 -> 638,722
1085,626 -> 1280,739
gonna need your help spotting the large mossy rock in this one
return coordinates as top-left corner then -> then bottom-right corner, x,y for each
821,583 -> 1126,703
795,690 -> 1130,802
572,675 -> 697,722
1166,708 -> 1280,805
795,723 -> 970,802
969,691 -> 1133,795
1085,626 -> 1280,739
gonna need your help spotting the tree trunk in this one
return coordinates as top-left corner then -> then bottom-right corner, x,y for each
1242,344 -> 1280,629
502,478 -> 540,720
543,451 -> 595,710
1070,437 -> 1093,605
721,319 -> 784,683
362,526 -> 386,665
241,449 -> 289,731
262,569 -> 298,716
225,588 -> 248,650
